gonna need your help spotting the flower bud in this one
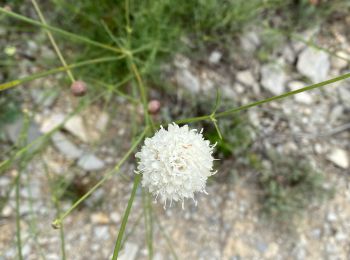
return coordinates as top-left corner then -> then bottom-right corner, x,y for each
148,100 -> 161,114
71,80 -> 87,97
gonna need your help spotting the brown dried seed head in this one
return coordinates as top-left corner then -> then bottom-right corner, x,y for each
148,100 -> 161,114
71,80 -> 87,97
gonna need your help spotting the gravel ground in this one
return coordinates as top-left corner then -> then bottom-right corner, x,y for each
1,11 -> 350,260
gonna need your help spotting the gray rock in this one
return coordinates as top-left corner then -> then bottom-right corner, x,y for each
0,26 -> 5,36
5,117 -> 42,151
208,50 -> 222,64
288,81 -> 313,104
331,51 -> 348,70
64,116 -> 89,142
119,242 -> 139,260
255,240 -> 268,253
283,45 -> 296,64
30,88 -> 58,108
176,69 -> 200,93
326,211 -> 338,222
236,70 -> 256,87
153,253 -> 164,260
77,153 -> 105,171
51,132 -> 83,160
326,148 -> 349,169
297,47 -> 330,83
240,31 -> 260,53
260,63 -> 287,95
93,226 -> 110,240
338,84 -> 350,106
26,40 -> 39,57
40,113 -> 65,133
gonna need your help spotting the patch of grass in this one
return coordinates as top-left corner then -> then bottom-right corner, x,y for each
46,1 -> 293,86
258,152 -> 333,222
204,113 -> 253,159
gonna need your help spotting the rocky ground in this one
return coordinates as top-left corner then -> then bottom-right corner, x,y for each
1,11 -> 350,260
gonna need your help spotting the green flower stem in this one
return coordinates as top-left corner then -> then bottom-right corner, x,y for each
51,128 -> 147,229
0,92 -> 105,173
142,190 -> 154,260
0,7 -> 124,54
31,0 -> 75,83
175,72 -> 350,124
129,61 -> 154,132
112,174 -> 141,260
0,56 -> 125,92
15,171 -> 23,260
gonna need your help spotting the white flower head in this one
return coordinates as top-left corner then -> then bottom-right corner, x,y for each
135,123 -> 216,209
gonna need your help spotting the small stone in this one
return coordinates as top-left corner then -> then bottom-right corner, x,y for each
283,45 -> 296,64
86,189 -> 105,207
310,228 -> 321,239
40,113 -> 65,133
236,70 -> 256,87
26,40 -> 39,57
51,132 -> 83,160
326,211 -> 337,222
260,63 -> 287,95
335,232 -> 347,241
297,47 -> 330,83
255,240 -> 268,253
0,26 -> 5,36
96,112 -> 109,132
331,51 -> 348,70
91,212 -> 110,224
153,253 -> 164,260
173,54 -> 190,69
93,226 -> 109,240
288,81 -> 313,104
208,50 -> 222,64
110,212 -> 121,223
2,205 -> 12,217
64,116 -> 88,142
77,153 -> 105,171
240,31 -> 260,53
30,88 -> 57,108
327,148 -> 349,169
119,242 -> 139,260
22,244 -> 31,257
5,118 -> 42,150
176,69 -> 200,93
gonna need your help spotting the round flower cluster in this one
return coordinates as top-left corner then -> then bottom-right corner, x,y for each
135,123 -> 216,208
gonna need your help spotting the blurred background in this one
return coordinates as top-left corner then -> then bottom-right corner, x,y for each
0,0 -> 349,259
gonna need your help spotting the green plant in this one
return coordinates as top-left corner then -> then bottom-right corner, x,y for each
0,0 -> 349,259
259,153 -> 333,221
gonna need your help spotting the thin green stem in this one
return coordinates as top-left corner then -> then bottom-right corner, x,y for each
129,61 -> 154,131
142,190 -> 153,260
31,0 -> 75,83
15,171 -> 23,260
0,56 -> 125,92
112,174 -> 141,260
0,92 -> 105,174
265,26 -> 350,63
121,211 -> 143,248
52,128 -> 147,228
43,161 -> 66,260
175,72 -> 350,124
0,7 -> 125,54
59,223 -> 66,260
154,214 -> 178,260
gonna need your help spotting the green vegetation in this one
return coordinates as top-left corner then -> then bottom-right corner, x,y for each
0,0 -> 349,258
258,153 -> 333,221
